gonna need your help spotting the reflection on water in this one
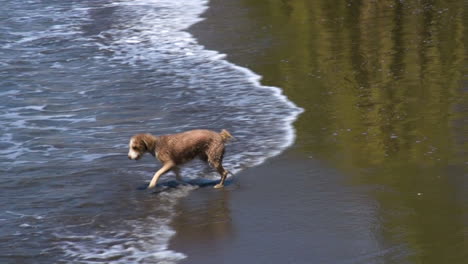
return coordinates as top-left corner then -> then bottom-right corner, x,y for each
172,187 -> 234,243
222,0 -> 466,263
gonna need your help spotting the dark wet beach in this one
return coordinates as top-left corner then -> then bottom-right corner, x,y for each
171,0 -> 467,263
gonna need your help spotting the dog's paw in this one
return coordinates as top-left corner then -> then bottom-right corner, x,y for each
213,184 -> 224,189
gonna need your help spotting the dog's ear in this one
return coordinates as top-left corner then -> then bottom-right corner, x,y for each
132,134 -> 147,151
140,134 -> 154,151
141,137 -> 149,150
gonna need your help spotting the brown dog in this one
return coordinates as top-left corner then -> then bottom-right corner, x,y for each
128,129 -> 233,189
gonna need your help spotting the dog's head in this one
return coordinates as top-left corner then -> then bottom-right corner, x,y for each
128,134 -> 153,160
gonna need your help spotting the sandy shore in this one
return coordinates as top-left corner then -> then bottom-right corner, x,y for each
169,0 -> 467,263
170,149 -> 382,264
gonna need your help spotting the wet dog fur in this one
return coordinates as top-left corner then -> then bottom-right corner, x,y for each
128,129 -> 233,189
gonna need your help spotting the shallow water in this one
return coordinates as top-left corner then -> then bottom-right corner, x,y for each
184,0 -> 467,263
0,0 -> 301,263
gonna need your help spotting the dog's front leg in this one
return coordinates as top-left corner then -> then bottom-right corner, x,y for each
173,167 -> 183,182
148,163 -> 174,189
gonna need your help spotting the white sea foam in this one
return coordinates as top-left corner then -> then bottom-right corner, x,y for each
56,185 -> 196,263
0,90 -> 20,96
5,211 -> 45,220
80,153 -> 119,162
12,105 -> 48,111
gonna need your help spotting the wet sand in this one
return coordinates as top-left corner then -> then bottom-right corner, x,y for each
170,0 -> 467,263
170,150 -> 384,264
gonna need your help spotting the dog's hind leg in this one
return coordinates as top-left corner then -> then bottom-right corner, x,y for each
210,157 -> 229,189
213,163 -> 228,189
148,162 -> 174,189
206,144 -> 228,188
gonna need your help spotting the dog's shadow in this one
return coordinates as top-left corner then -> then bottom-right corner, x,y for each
137,178 -> 233,192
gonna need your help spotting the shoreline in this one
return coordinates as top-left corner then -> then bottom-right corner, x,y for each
167,1 -> 378,263
167,0 -> 307,261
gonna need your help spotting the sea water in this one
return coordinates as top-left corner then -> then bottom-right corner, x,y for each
0,0 -> 301,263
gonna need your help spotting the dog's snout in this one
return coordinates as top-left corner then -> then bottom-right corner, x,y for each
128,153 -> 139,160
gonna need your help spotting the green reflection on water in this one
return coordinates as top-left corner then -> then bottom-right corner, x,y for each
232,0 -> 467,262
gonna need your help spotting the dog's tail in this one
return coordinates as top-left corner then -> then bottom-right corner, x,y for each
220,129 -> 234,142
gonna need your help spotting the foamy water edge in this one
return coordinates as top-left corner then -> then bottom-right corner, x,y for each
98,0 -> 303,262
161,0 -> 303,260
